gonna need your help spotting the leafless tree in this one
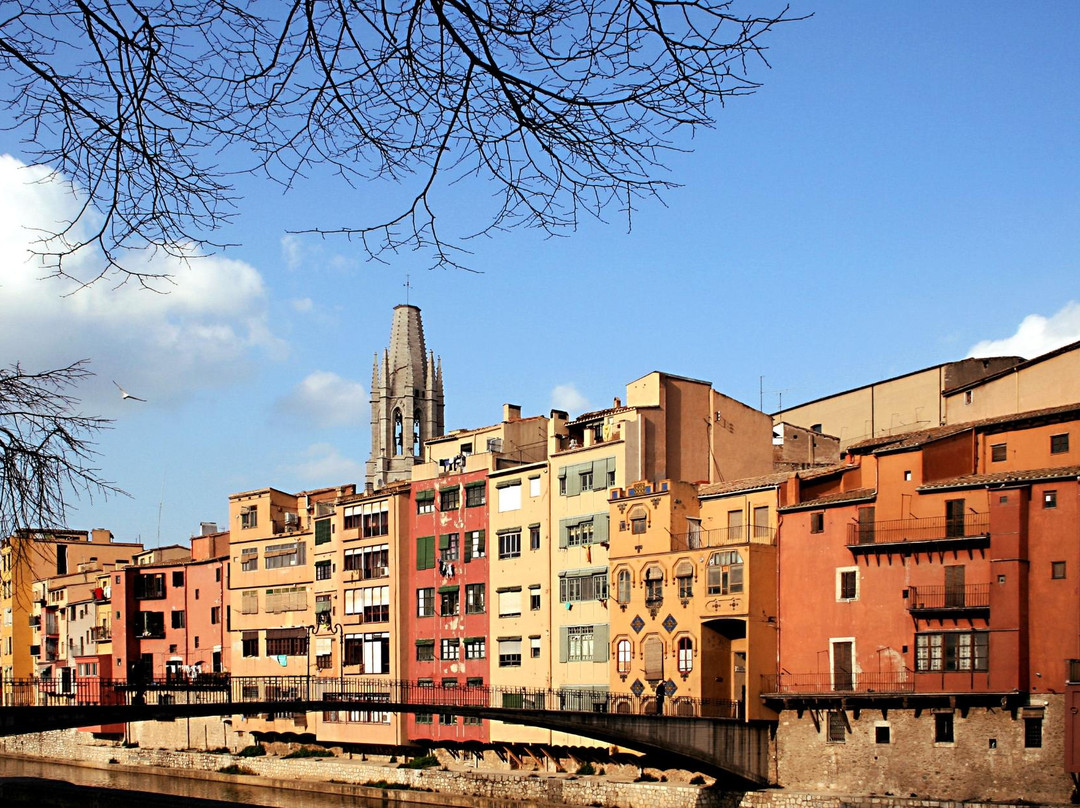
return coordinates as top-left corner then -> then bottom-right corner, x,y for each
1,0 -> 798,280
0,361 -> 125,540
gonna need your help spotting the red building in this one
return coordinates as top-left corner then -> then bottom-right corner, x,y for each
404,466 -> 491,743
768,405 -> 1080,802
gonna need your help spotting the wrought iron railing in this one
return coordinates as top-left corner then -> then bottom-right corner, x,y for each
847,513 -> 990,547
908,583 -> 990,611
0,675 -> 740,719
671,525 -> 775,551
761,670 -> 916,695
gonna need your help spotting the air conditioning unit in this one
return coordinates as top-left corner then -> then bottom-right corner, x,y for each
373,566 -> 388,578
487,438 -> 503,453
284,512 -> 299,527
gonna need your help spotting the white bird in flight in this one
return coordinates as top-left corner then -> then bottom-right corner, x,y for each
113,381 -> 147,402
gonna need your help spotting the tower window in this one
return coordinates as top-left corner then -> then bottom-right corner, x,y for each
393,409 -> 403,456
413,410 -> 422,456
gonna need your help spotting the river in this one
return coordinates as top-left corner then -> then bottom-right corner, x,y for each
0,755 -> 446,808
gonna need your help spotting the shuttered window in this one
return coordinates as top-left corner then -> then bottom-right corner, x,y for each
240,590 -> 258,614
416,536 -> 435,570
643,636 -> 664,680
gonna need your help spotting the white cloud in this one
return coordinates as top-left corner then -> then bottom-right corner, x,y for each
551,383 -> 589,414
967,302 -> 1080,360
290,442 -> 364,483
290,297 -> 314,313
280,234 -> 304,271
0,154 -> 285,413
277,371 -> 367,427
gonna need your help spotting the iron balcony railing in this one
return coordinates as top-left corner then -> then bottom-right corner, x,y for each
671,524 -> 775,551
907,583 -> 990,612
761,670 -> 916,696
847,513 -> 990,548
0,675 -> 741,719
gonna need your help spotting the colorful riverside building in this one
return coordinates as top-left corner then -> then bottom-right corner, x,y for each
404,404 -> 550,747
1,528 -> 142,691
766,403 -> 1080,802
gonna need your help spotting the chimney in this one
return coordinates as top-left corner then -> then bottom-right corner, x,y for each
503,403 -> 522,422
200,522 -> 218,536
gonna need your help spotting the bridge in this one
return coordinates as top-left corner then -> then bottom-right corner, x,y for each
0,676 -> 771,787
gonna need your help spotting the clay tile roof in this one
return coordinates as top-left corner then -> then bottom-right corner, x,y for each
848,402 -> 1080,455
917,465 -> 1080,491
698,472 -> 792,497
567,406 -> 633,426
779,487 -> 877,512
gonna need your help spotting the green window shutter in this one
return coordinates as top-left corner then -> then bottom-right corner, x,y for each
417,536 -> 435,570
559,626 -> 569,664
464,539 -> 472,563
558,518 -> 571,549
593,624 -> 610,662
416,489 -> 435,502
438,585 -> 460,594
439,534 -> 451,550
314,519 -> 331,545
567,465 -> 582,497
593,513 -> 609,545
477,530 -> 486,553
592,458 -> 612,491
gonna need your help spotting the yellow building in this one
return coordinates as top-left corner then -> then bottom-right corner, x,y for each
607,475 -> 784,721
1,528 -> 141,688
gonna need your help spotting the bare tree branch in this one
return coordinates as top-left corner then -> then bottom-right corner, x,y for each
0,360 -> 127,539
0,0 -> 801,275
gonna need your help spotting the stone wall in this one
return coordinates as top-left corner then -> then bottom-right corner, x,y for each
773,694 -> 1071,804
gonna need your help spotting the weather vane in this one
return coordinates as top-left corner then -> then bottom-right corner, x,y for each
404,274 -> 411,305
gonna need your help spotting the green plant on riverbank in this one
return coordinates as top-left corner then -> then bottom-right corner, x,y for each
576,762 -> 596,775
218,764 -> 256,775
362,779 -> 426,791
284,747 -> 335,759
399,754 -> 439,769
237,745 -> 266,757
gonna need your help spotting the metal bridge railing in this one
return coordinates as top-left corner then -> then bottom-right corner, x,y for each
1,675 -> 741,719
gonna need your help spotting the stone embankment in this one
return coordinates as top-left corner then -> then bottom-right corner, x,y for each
1,730 -> 1071,808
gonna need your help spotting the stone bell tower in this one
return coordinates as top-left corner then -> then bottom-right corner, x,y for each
366,305 -> 444,491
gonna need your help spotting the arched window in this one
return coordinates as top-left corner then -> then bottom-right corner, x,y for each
616,570 -> 631,604
677,637 -> 694,673
644,566 -> 663,605
412,409 -> 422,456
675,560 -> 694,599
617,639 -> 631,674
393,409 -> 403,456
643,635 -> 664,680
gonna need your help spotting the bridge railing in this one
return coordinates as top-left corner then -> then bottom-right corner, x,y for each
2,675 -> 741,719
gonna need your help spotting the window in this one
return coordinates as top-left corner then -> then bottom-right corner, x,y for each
416,640 -> 435,662
753,506 -> 770,538
464,530 -> 486,561
677,637 -> 693,673
315,594 -> 331,627
580,470 -> 594,490
827,712 -> 846,743
465,583 -> 486,614
559,512 -> 610,548
210,606 -> 221,625
171,610 -> 186,629
530,525 -> 541,551
315,559 -> 332,580
315,518 -> 331,545
499,638 -> 522,667
265,628 -> 308,657
1025,716 -> 1043,748
558,458 -> 615,496
498,588 -> 522,617
345,586 -> 389,622
135,574 -> 165,599
617,639 -> 631,674
642,635 -> 664,679
344,544 -> 389,578
530,587 -> 541,611
727,509 -> 745,542
964,390 -> 973,406
567,626 -> 594,662
417,587 -> 434,617
344,632 -> 390,673
1052,561 -> 1067,580
240,548 -> 258,572
265,586 -> 307,613
644,568 -> 663,604
242,631 -> 259,657
1044,490 -> 1058,509
264,541 -> 305,569
706,550 -> 743,595
530,637 -> 541,658
991,443 -> 1007,462
934,712 -> 954,743
440,587 -> 460,616
441,638 -> 460,660
439,533 -> 460,562
916,632 -> 988,672
529,476 -> 541,497
240,507 -> 257,529
497,482 -> 522,512
440,486 -> 460,511
240,590 -> 258,614
172,571 -> 184,588
875,724 -> 890,744
416,536 -> 436,570
344,501 -> 389,536
465,637 -> 486,659
465,483 -> 486,507
675,561 -> 693,599
837,568 -> 858,601
416,490 -> 435,514
498,529 -> 521,559
616,570 -> 631,604
630,514 -> 647,534
810,512 -> 824,534
1051,433 -> 1070,454
559,571 -> 608,603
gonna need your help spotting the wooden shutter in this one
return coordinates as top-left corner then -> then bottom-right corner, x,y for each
593,513 -> 609,544
643,636 -> 664,680
559,626 -> 569,663
593,624 -> 610,662
416,536 -> 434,570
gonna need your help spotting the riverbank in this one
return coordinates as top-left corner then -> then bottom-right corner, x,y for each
2,730 -> 1074,808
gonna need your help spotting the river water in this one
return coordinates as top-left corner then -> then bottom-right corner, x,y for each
0,755 -> 442,808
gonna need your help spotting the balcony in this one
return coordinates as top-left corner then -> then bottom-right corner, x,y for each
907,584 -> 990,617
762,671 -> 915,697
760,669 -> 1022,710
671,524 -> 775,551
846,514 -> 990,555
90,626 -> 112,642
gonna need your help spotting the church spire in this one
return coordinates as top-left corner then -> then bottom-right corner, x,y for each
366,305 -> 444,491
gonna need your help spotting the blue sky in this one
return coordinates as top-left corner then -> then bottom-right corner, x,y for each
1,1 -> 1077,546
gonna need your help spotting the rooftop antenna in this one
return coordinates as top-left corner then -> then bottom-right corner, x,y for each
403,273 -> 411,305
